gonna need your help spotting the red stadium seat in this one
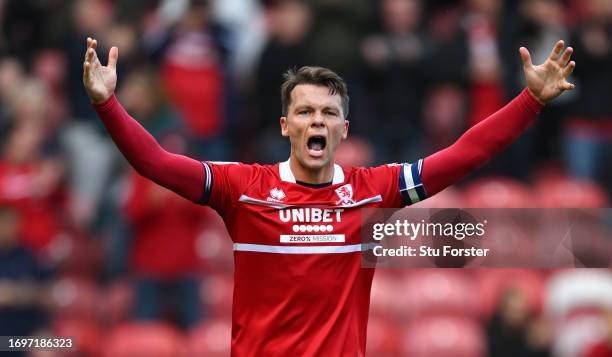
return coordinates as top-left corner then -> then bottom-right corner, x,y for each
366,314 -> 401,356
370,271 -> 404,317
103,322 -> 187,357
463,177 -> 533,208
411,186 -> 463,208
186,319 -> 232,357
402,316 -> 486,357
52,318 -> 104,357
200,273 -> 234,319
399,270 -> 479,320
534,175 -> 609,208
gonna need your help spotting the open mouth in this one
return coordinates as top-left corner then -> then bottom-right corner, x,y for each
307,136 -> 327,157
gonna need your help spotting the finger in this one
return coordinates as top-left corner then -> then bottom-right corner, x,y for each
91,39 -> 99,62
561,81 -> 575,91
85,37 -> 92,60
558,46 -> 573,66
83,61 -> 91,83
88,42 -> 102,66
548,40 -> 564,61
563,61 -> 576,77
86,47 -> 95,64
519,47 -> 533,69
107,46 -> 119,70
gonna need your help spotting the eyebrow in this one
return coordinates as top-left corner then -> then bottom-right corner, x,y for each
293,104 -> 340,112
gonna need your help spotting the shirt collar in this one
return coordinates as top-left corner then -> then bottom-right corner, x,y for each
279,159 -> 344,184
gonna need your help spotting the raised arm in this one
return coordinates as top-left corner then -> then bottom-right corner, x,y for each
422,40 -> 576,195
82,37 -> 205,202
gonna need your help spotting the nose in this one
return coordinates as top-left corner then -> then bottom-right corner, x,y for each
311,112 -> 325,128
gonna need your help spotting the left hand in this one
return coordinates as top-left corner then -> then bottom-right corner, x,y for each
520,40 -> 576,104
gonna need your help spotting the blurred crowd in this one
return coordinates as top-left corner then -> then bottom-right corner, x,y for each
0,0 -> 611,356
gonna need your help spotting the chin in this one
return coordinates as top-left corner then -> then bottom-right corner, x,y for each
300,155 -> 329,171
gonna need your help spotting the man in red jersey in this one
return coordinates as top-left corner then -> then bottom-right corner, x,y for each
83,36 -> 575,356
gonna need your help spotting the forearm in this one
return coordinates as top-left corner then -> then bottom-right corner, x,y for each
422,88 -> 544,195
94,95 -> 204,202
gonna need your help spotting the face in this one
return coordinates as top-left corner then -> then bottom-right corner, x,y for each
501,290 -> 529,326
0,209 -> 18,249
468,0 -> 502,16
5,122 -> 44,164
382,0 -> 420,34
280,84 -> 349,171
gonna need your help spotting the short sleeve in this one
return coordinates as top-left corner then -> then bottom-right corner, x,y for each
198,162 -> 258,215
364,159 -> 427,208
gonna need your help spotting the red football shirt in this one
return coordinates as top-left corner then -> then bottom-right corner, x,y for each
200,159 -> 425,356
93,88 -> 542,356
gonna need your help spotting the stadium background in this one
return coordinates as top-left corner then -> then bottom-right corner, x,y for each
0,0 -> 611,356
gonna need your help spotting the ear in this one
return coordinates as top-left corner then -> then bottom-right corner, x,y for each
341,120 -> 349,140
280,116 -> 289,137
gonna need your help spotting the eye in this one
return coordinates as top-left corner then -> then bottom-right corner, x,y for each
326,111 -> 338,116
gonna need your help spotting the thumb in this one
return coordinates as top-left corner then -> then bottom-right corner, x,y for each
519,47 -> 532,69
108,46 -> 119,70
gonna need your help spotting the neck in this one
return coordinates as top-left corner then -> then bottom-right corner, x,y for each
289,156 -> 335,184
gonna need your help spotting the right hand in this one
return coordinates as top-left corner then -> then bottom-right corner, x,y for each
83,37 -> 118,104
519,40 -> 576,104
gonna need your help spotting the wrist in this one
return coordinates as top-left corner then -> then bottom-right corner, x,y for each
90,93 -> 112,105
521,88 -> 545,114
526,88 -> 546,105
92,93 -> 117,113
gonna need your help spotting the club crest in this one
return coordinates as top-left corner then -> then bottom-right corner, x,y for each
268,187 -> 286,202
335,184 -> 355,206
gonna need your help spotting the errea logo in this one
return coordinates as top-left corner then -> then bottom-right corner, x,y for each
267,187 -> 286,202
